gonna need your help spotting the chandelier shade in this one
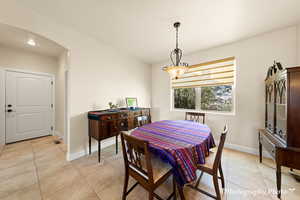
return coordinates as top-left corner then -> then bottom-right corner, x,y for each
163,22 -> 189,79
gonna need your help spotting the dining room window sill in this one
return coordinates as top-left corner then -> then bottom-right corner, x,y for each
171,108 -> 236,116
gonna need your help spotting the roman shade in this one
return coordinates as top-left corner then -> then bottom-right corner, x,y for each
172,57 -> 235,88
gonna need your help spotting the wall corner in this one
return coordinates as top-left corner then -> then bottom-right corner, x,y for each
0,68 -> 5,145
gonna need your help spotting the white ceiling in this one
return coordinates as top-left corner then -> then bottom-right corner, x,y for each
19,0 -> 300,64
0,23 -> 65,58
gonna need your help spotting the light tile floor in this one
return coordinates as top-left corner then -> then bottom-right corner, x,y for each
0,136 -> 299,200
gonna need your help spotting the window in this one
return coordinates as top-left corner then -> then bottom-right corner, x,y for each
174,88 -> 196,109
200,85 -> 233,111
172,57 -> 235,113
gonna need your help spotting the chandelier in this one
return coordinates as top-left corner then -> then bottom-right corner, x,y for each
163,22 -> 189,79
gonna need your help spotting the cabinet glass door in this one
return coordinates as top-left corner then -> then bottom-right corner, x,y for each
266,83 -> 275,133
275,76 -> 287,142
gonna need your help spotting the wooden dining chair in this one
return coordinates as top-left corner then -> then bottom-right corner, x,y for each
185,112 -> 206,124
120,132 -> 176,200
136,115 -> 151,127
188,125 -> 228,200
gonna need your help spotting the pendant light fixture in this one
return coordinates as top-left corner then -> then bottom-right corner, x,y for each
163,22 -> 188,79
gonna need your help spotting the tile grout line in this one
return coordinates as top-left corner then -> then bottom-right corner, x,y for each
70,159 -> 103,200
255,160 -> 274,198
0,144 -> 5,157
31,137 -> 100,200
226,162 -> 276,199
257,163 -> 277,199
223,160 -> 229,200
30,141 -> 44,200
2,140 -> 296,200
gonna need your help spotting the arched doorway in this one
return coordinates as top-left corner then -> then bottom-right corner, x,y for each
0,23 -> 70,153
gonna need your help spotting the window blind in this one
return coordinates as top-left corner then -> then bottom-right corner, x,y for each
172,57 -> 235,88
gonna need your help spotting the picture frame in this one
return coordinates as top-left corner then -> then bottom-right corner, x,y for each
125,97 -> 138,108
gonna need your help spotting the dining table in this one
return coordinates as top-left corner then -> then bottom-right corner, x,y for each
131,120 -> 215,199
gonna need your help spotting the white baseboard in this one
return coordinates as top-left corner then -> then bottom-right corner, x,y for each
54,130 -> 63,139
67,137 -> 120,161
218,140 -> 272,159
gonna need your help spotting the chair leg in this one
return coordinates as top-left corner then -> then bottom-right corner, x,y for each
98,140 -> 101,163
173,176 -> 177,200
122,171 -> 129,200
195,171 -> 204,188
176,183 -> 185,200
213,174 -> 221,200
219,164 -> 225,189
148,191 -> 154,200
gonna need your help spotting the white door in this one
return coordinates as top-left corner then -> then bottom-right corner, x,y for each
5,71 -> 53,143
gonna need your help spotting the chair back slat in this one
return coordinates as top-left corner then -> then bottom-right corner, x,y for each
213,125 -> 228,170
121,133 -> 153,182
127,143 -> 145,172
185,112 -> 206,124
136,115 -> 150,127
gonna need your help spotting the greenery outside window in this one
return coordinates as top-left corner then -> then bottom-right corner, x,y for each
171,57 -> 235,114
201,85 -> 233,112
173,85 -> 233,112
174,88 -> 196,109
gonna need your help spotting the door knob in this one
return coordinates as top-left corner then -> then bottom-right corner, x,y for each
7,104 -> 12,107
7,109 -> 13,112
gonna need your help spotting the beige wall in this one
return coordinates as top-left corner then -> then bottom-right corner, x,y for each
69,45 -> 151,158
55,52 -> 66,140
0,0 -> 151,160
152,26 -> 298,154
0,45 -> 58,74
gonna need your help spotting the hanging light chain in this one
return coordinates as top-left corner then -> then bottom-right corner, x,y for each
176,24 -> 179,50
163,21 -> 189,79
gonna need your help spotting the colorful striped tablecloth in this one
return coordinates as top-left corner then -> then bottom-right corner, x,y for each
131,120 -> 215,186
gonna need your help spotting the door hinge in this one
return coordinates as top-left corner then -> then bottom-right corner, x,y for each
51,104 -> 53,108
51,81 -> 53,85
51,126 -> 53,131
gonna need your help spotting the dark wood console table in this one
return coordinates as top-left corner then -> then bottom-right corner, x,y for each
87,108 -> 151,162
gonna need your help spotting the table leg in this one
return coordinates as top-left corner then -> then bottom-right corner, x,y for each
88,121 -> 91,155
276,164 -> 281,199
259,142 -> 262,163
89,135 -> 91,155
259,132 -> 262,163
116,134 -> 118,154
98,140 -> 101,163
172,176 -> 177,200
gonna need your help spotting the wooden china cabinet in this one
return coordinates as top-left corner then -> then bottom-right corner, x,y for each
259,65 -> 300,199
87,108 -> 151,162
